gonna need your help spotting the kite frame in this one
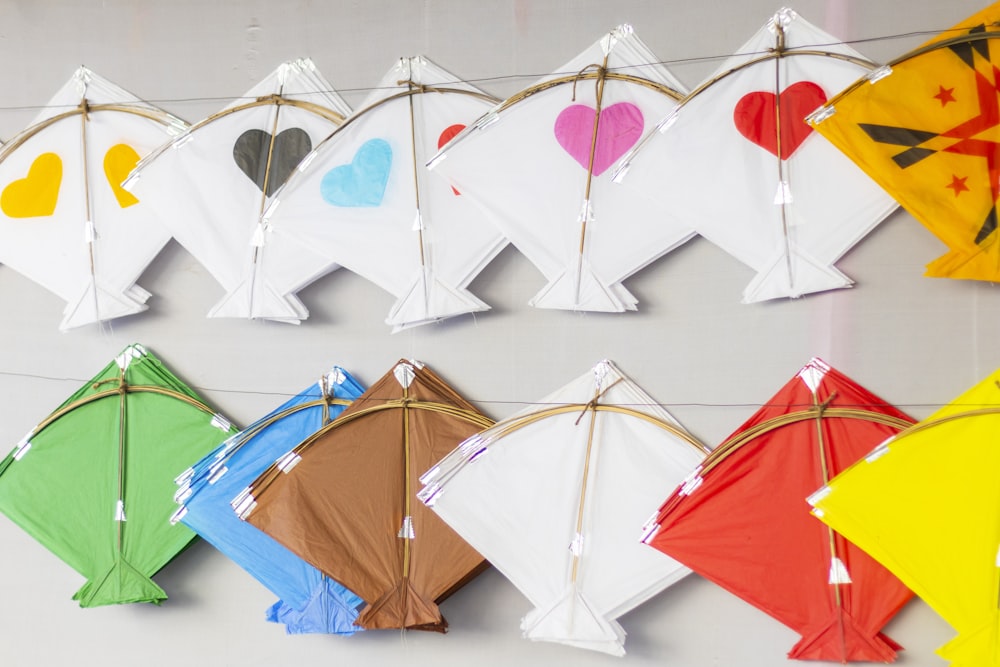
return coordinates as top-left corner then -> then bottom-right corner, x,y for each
422,384 -> 710,601
243,379 -> 494,606
806,402 -> 1000,663
0,364 -> 220,479
136,93 -> 348,193
436,51 -> 687,310
648,398 -> 913,663
617,19 -> 878,298
0,354 -> 227,594
0,102 -> 185,163
0,93 -> 187,325
261,69 -> 502,325
821,29 -> 1000,106
805,25 -> 1000,270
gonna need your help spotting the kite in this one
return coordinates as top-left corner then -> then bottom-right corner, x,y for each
418,361 -> 709,655
173,367 -> 366,634
809,368 -> 1000,667
614,9 -> 897,303
124,58 -> 351,323
262,56 -> 505,331
238,360 -> 494,631
0,344 -> 236,607
807,2 -> 1000,281
428,25 -> 692,312
645,358 -> 915,662
0,67 -> 188,330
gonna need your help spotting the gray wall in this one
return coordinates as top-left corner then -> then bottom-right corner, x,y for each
0,1 -> 983,665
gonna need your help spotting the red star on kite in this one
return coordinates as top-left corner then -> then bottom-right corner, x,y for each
858,30 -> 1000,243
946,174 -> 970,196
934,85 -> 957,106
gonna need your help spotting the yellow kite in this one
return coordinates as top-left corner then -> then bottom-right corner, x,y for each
808,3 -> 1000,281
808,369 -> 1000,667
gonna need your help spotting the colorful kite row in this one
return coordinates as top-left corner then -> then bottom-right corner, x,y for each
0,343 -> 996,666
2,4 -> 1000,331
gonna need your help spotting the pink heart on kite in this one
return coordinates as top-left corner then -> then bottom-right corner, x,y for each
554,102 -> 643,176
733,81 -> 827,160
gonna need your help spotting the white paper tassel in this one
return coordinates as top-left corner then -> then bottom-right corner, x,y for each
828,556 -> 852,584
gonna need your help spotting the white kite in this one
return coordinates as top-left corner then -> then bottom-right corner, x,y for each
124,59 -> 351,323
263,56 -> 505,331
419,361 -> 709,655
428,25 -> 692,313
614,9 -> 897,303
0,67 -> 187,330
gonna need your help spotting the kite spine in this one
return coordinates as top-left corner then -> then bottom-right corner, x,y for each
809,390 -> 851,661
248,400 -> 494,496
569,383 -> 604,584
573,54 -> 610,307
771,22 -> 796,293
401,383 -> 413,579
247,86 -> 285,316
403,73 -> 430,314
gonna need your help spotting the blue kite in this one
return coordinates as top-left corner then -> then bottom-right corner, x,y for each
172,367 -> 365,634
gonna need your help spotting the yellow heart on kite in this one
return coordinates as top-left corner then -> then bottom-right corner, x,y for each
104,143 -> 140,208
1,152 -> 62,218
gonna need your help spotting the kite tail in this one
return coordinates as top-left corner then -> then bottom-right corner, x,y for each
354,578 -> 445,632
264,578 -> 362,635
936,623 -> 1000,667
72,556 -> 167,607
789,610 -> 901,663
925,246 -> 1000,282
520,589 -> 627,657
385,274 -> 490,331
207,278 -> 307,323
529,260 -> 636,312
741,248 -> 852,303
60,283 -> 151,330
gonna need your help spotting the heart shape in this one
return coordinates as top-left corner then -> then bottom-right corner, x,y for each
104,143 -> 141,208
733,81 -> 827,159
320,139 -> 393,207
1,153 -> 62,218
233,127 -> 312,196
438,124 -> 465,196
553,102 -> 643,176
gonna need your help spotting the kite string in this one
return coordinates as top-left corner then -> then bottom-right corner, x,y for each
569,62 -> 602,102
573,376 -> 623,425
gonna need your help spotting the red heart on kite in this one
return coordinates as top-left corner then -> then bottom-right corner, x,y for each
733,81 -> 827,159
438,124 -> 465,196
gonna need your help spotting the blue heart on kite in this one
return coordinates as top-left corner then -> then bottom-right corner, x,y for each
233,127 -> 312,196
320,139 -> 392,207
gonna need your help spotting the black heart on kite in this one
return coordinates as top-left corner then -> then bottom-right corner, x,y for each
233,128 -> 312,196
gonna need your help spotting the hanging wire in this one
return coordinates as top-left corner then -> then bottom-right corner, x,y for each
0,367 -> 987,410
0,25 -> 978,114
